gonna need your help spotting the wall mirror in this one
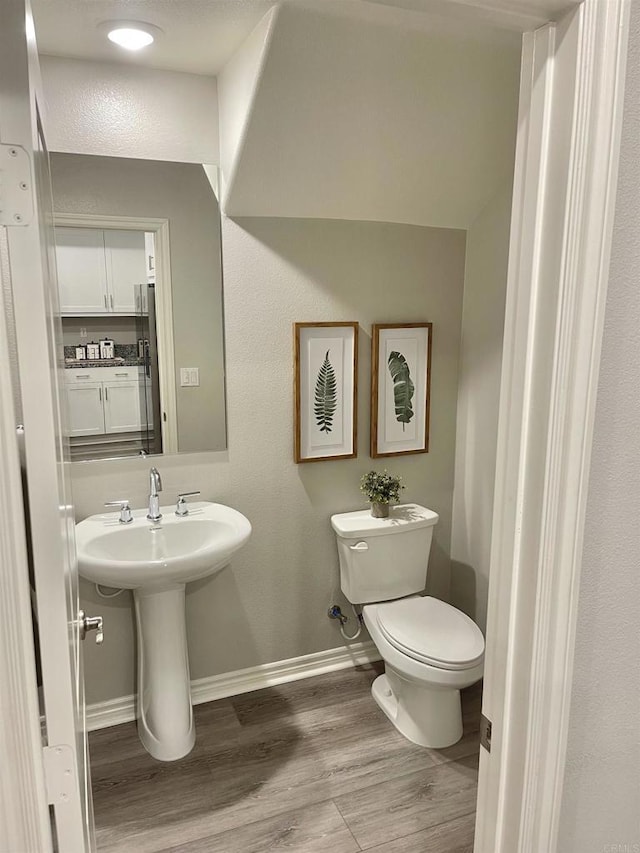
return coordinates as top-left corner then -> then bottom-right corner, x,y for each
50,153 -> 226,461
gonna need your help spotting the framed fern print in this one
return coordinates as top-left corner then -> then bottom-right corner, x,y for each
294,323 -> 358,463
370,323 -> 432,458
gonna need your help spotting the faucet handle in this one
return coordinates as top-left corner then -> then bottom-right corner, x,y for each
175,491 -> 200,517
105,500 -> 133,524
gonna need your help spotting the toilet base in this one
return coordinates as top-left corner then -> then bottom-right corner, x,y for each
371,669 -> 463,748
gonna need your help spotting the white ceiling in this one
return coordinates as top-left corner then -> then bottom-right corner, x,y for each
32,0 -> 278,76
31,0 -> 572,77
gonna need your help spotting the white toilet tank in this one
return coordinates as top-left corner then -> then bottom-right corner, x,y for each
331,504 -> 439,604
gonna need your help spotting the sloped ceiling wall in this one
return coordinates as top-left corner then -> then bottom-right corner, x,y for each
218,1 -> 521,228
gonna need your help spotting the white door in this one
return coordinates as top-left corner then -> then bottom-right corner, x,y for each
55,227 -> 108,314
66,384 -> 105,436
103,381 -> 143,432
0,1 -> 95,850
104,228 -> 146,313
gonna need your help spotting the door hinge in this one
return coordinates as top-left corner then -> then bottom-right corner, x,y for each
42,744 -> 75,805
480,713 -> 492,753
0,144 -> 33,226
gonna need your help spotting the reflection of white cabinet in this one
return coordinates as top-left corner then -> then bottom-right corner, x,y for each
56,227 -> 146,316
56,228 -> 108,314
65,368 -> 148,436
105,231 -> 145,313
144,232 -> 156,284
103,381 -> 143,433
66,383 -> 104,436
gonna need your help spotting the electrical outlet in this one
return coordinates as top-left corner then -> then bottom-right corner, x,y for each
79,327 -> 87,338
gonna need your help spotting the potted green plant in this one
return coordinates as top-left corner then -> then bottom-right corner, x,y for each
360,470 -> 404,518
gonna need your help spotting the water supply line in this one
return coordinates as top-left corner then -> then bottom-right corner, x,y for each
328,603 -> 363,641
95,583 -> 125,599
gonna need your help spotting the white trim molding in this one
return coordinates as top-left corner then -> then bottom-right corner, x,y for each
519,0 -> 630,848
86,641 -> 381,731
475,2 -> 630,852
0,239 -> 53,853
53,212 -> 179,454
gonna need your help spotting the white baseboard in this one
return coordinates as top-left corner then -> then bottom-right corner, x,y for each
85,640 -> 382,732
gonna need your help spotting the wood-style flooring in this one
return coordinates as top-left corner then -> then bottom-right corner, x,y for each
89,663 -> 481,852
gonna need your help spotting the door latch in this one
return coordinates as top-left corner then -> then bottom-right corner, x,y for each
480,712 -> 492,753
79,610 -> 104,644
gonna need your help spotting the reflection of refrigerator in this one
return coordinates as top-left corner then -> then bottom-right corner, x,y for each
135,283 -> 163,455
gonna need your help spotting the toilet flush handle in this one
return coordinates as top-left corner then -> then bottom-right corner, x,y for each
349,541 -> 369,551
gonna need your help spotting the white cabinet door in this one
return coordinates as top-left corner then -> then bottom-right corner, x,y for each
103,381 -> 143,433
66,383 -> 105,436
145,231 -> 156,284
104,229 -> 147,313
55,227 -> 108,314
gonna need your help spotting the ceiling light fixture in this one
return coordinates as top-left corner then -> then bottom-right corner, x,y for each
99,21 -> 163,51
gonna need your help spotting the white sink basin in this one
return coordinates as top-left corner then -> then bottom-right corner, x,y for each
76,502 -> 251,588
75,500 -> 251,762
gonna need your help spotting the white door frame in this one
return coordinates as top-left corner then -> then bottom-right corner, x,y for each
0,0 -> 629,850
53,213 -> 178,454
474,1 -> 630,851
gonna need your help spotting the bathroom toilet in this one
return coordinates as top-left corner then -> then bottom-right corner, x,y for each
331,504 -> 484,748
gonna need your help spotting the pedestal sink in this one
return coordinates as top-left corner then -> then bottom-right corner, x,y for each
75,502 -> 251,761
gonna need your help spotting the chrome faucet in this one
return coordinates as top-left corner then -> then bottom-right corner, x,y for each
147,467 -> 163,521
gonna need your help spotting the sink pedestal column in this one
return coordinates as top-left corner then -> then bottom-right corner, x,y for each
133,584 -> 195,761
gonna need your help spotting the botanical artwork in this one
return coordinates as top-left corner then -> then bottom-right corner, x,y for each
315,350 -> 337,433
371,324 -> 432,457
387,350 -> 414,430
294,323 -> 358,462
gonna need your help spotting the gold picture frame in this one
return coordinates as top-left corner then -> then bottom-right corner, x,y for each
294,322 -> 358,463
370,322 -> 432,458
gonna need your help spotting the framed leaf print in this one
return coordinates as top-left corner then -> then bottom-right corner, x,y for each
294,322 -> 358,463
370,323 -> 432,458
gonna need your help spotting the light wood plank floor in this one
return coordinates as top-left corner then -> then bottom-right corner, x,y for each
89,663 -> 481,852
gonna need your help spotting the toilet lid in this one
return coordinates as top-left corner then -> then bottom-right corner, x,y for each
375,597 -> 485,671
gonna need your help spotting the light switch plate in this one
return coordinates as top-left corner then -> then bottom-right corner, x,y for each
180,368 -> 200,387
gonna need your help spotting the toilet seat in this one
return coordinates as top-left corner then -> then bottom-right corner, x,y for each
375,597 -> 485,671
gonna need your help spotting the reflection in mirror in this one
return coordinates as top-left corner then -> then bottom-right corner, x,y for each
50,154 -> 226,461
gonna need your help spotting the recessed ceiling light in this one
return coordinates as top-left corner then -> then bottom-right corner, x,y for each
99,21 -> 163,52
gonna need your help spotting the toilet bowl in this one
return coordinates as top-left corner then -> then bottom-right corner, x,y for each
363,597 -> 484,747
331,504 -> 485,749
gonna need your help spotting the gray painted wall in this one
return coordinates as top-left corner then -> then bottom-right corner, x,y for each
557,5 -> 640,850
450,185 -> 511,633
73,217 -> 466,705
50,153 -> 226,453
